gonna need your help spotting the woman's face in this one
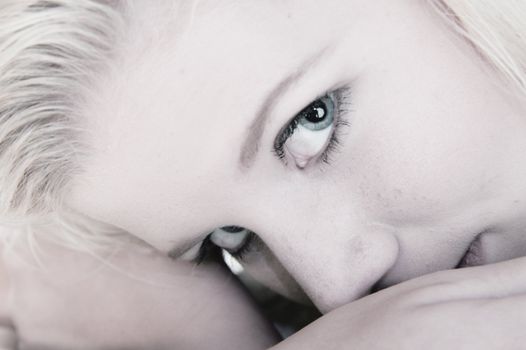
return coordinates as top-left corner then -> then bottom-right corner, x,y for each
68,0 -> 526,312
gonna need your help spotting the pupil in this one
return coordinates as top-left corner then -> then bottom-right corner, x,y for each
305,100 -> 327,123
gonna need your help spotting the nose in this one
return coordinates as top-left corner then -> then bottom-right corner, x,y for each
245,208 -> 399,313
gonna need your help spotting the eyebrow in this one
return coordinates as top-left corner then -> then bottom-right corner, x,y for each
169,49 -> 333,260
239,47 -> 333,169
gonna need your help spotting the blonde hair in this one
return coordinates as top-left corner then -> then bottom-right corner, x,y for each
1,0 -> 526,253
0,0 -> 126,253
429,0 -> 526,100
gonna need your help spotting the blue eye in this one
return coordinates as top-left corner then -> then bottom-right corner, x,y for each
274,89 -> 350,168
297,95 -> 335,131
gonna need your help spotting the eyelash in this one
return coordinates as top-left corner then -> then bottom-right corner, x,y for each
193,230 -> 256,265
273,86 -> 352,165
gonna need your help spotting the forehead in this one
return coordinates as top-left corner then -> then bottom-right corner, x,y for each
82,0 -> 398,166
113,0 -> 350,108
70,0 -> 444,248
76,7 -> 345,194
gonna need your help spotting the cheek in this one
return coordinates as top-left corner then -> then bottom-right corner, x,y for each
345,87 -> 504,226
333,0 -> 519,227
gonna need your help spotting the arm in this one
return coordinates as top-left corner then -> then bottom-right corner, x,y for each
273,257 -> 526,349
4,235 -> 279,350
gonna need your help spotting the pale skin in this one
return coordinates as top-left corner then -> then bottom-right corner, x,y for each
0,234 -> 279,349
3,0 -> 526,348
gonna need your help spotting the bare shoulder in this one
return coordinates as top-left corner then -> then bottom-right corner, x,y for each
0,227 -> 16,349
0,234 -> 278,349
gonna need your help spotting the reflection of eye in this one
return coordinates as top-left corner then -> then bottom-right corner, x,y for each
210,226 -> 251,252
274,88 -> 351,168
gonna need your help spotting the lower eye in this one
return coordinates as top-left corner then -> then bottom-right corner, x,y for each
179,227 -> 254,264
210,227 -> 250,251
